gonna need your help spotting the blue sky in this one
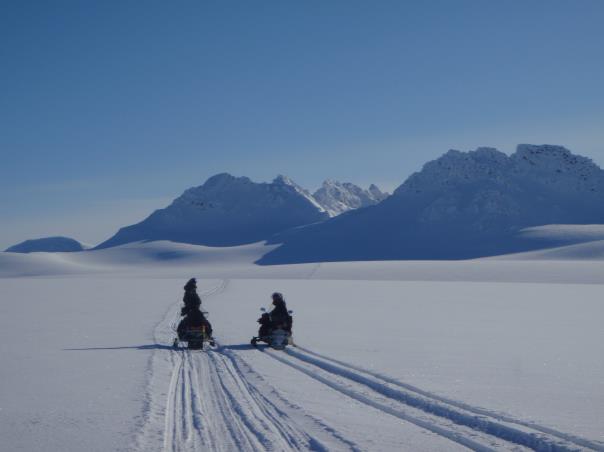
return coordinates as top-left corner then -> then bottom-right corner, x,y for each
1,0 -> 603,248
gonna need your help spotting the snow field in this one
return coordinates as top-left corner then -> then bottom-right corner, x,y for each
1,265 -> 603,451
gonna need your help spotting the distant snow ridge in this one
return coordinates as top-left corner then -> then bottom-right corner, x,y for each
260,144 -> 604,263
5,236 -> 84,253
313,180 -> 388,216
96,173 -> 329,249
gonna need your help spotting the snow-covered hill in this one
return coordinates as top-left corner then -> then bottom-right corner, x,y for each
5,236 -> 84,253
6,234 -> 604,282
96,174 -> 329,248
260,145 -> 604,263
313,180 -> 388,216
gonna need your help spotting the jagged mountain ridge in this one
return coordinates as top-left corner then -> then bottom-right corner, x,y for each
313,180 -> 388,216
259,144 -> 604,263
96,173 -> 388,249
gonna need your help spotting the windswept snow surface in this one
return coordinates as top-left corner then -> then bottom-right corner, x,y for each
1,242 -> 604,451
517,225 -> 604,244
491,239 -> 604,261
491,225 -> 604,261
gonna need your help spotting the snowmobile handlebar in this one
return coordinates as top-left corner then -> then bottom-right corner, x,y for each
259,307 -> 294,315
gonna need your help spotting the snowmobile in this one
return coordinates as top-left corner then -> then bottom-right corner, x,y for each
250,308 -> 294,350
173,310 -> 215,350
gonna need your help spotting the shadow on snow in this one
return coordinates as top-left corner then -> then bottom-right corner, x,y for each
63,343 -> 262,352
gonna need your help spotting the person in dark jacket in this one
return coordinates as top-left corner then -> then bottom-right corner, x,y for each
269,292 -> 292,333
181,278 -> 201,316
176,278 -> 214,345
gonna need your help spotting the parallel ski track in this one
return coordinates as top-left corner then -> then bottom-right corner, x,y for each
216,345 -> 361,452
260,345 -> 603,452
293,346 -> 604,452
155,280 -> 358,452
163,348 -> 324,451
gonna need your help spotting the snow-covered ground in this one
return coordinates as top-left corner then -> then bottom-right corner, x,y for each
1,242 -> 603,451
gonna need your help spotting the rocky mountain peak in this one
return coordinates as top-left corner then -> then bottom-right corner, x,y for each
313,180 -> 389,217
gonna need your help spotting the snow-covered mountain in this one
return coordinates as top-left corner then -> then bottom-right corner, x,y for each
394,144 -> 604,230
96,173 -> 329,248
5,236 -> 84,253
260,145 -> 604,263
313,180 -> 388,216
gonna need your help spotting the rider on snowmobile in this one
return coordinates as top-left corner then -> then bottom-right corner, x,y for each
251,292 -> 293,347
269,292 -> 292,333
177,278 -> 214,344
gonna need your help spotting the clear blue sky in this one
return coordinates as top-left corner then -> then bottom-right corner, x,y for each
1,0 -> 603,248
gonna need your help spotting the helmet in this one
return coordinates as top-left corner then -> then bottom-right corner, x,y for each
184,278 -> 197,290
271,292 -> 284,303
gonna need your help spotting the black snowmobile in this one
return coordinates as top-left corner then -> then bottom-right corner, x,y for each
174,308 -> 215,350
173,277 -> 215,350
250,307 -> 294,350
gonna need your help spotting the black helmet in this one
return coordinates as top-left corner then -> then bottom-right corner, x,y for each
184,278 -> 197,291
271,292 -> 284,303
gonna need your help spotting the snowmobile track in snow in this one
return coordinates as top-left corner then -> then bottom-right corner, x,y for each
262,345 -> 603,452
162,348 -> 330,452
135,279 -> 358,452
292,346 -> 604,452
162,279 -> 323,452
